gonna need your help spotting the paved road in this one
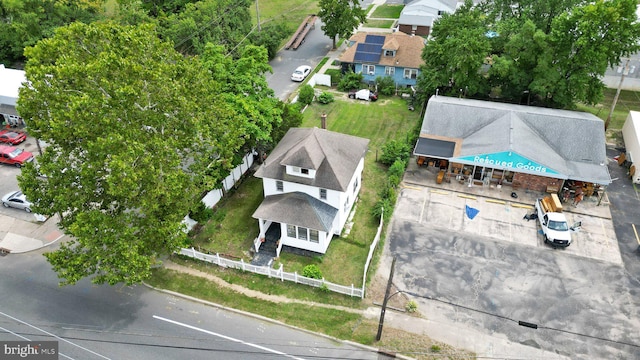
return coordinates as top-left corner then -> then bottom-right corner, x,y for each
266,18 -> 333,101
387,153 -> 640,359
0,248 -> 389,359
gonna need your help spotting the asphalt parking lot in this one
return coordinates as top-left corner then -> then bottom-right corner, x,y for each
386,156 -> 640,359
0,131 -> 41,222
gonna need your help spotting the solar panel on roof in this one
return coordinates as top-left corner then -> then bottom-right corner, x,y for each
365,34 -> 386,45
354,42 -> 382,63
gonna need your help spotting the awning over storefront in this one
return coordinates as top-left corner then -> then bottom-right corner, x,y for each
413,135 -> 461,159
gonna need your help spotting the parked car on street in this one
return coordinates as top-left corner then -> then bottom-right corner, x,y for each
0,145 -> 34,167
1,191 -> 33,212
0,129 -> 27,145
348,89 -> 378,101
291,65 -> 311,82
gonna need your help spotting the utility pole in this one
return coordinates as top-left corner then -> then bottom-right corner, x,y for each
376,256 -> 396,341
256,0 -> 261,32
605,58 -> 630,130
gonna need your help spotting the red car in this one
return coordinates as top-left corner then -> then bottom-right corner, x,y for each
0,145 -> 34,167
0,129 -> 27,145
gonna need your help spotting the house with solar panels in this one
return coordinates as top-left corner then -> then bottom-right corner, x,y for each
251,127 -> 369,258
338,32 -> 426,88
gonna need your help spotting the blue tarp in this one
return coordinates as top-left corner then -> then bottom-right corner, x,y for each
465,205 -> 479,220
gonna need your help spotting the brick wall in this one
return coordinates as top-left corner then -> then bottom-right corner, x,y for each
513,172 -> 562,193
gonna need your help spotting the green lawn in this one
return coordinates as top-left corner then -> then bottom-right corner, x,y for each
364,19 -> 396,28
189,95 -> 420,287
576,88 -> 640,130
249,0 -> 319,33
370,4 -> 404,19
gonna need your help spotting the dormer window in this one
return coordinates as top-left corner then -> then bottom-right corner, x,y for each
384,50 -> 395,57
286,165 -> 315,178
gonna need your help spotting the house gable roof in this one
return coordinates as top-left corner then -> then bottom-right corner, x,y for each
339,32 -> 425,69
399,0 -> 456,27
419,96 -> 610,184
252,192 -> 338,232
255,127 -> 370,192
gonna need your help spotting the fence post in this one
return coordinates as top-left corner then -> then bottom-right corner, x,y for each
294,271 -> 298,283
267,265 -> 271,278
241,259 -> 245,271
191,247 -> 196,258
216,253 -> 221,266
280,264 -> 284,282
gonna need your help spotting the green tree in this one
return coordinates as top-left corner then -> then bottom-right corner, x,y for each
418,0 -> 640,108
318,0 -> 367,49
0,0 -> 106,65
249,22 -> 289,60
17,22 -> 245,285
416,0 -> 491,103
298,84 -> 315,105
199,43 -> 282,174
160,0 -> 253,56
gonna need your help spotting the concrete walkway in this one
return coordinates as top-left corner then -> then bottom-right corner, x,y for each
0,213 -> 65,254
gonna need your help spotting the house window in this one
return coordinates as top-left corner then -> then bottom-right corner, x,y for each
385,67 -> 395,76
292,167 -> 300,173
404,68 -> 418,79
310,229 -> 319,243
363,64 -> 375,75
344,196 -> 349,213
384,50 -> 395,57
412,25 -> 417,31
353,178 -> 358,193
320,188 -> 327,200
276,180 -> 283,192
297,226 -> 308,241
301,168 -> 309,175
287,225 -> 296,238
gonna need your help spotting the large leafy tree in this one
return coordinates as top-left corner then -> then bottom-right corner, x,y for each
318,0 -> 367,49
0,0 -> 106,66
159,0 -> 253,56
17,22 -> 245,285
418,0 -> 640,108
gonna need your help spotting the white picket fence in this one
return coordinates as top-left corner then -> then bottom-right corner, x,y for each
179,209 -> 385,298
178,247 -> 364,297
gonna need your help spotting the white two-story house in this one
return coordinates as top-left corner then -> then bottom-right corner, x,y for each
252,127 -> 369,255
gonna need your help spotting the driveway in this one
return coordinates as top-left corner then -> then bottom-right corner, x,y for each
266,18 -> 333,101
386,155 -> 640,359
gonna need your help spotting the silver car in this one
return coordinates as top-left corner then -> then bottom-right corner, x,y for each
2,191 -> 33,212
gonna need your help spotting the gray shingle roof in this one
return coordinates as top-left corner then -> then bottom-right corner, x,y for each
255,127 -> 370,192
420,96 -> 611,184
252,192 -> 338,232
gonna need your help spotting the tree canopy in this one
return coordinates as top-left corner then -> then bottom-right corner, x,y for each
0,0 -> 106,66
417,0 -> 640,108
17,22 -> 252,285
318,0 -> 367,49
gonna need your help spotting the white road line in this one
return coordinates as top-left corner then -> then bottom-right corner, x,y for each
153,315 -> 306,360
0,326 -> 75,360
0,310 -> 107,359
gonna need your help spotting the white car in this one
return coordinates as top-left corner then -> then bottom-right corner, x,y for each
2,191 -> 33,212
291,65 -> 311,82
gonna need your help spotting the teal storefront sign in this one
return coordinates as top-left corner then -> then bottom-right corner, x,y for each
456,152 -> 559,175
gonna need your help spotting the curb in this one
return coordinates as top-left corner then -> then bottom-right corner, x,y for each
142,282 -> 416,359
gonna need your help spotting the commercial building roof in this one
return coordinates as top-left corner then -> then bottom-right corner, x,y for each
0,65 -> 26,107
416,96 -> 611,185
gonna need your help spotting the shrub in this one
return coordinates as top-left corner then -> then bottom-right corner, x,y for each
317,92 -> 334,104
298,85 -> 315,106
380,140 -> 411,166
338,70 -> 364,91
405,300 -> 418,313
388,159 -> 407,180
189,201 -> 214,222
302,264 -> 323,279
376,76 -> 396,96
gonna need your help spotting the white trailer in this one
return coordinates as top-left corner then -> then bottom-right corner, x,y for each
622,111 -> 640,184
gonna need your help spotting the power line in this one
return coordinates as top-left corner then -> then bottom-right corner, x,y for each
403,290 -> 640,350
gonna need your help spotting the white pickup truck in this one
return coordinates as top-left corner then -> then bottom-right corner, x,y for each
535,195 -> 572,247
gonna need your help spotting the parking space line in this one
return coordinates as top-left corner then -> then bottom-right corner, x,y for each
458,194 -> 477,200
486,199 -> 506,205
